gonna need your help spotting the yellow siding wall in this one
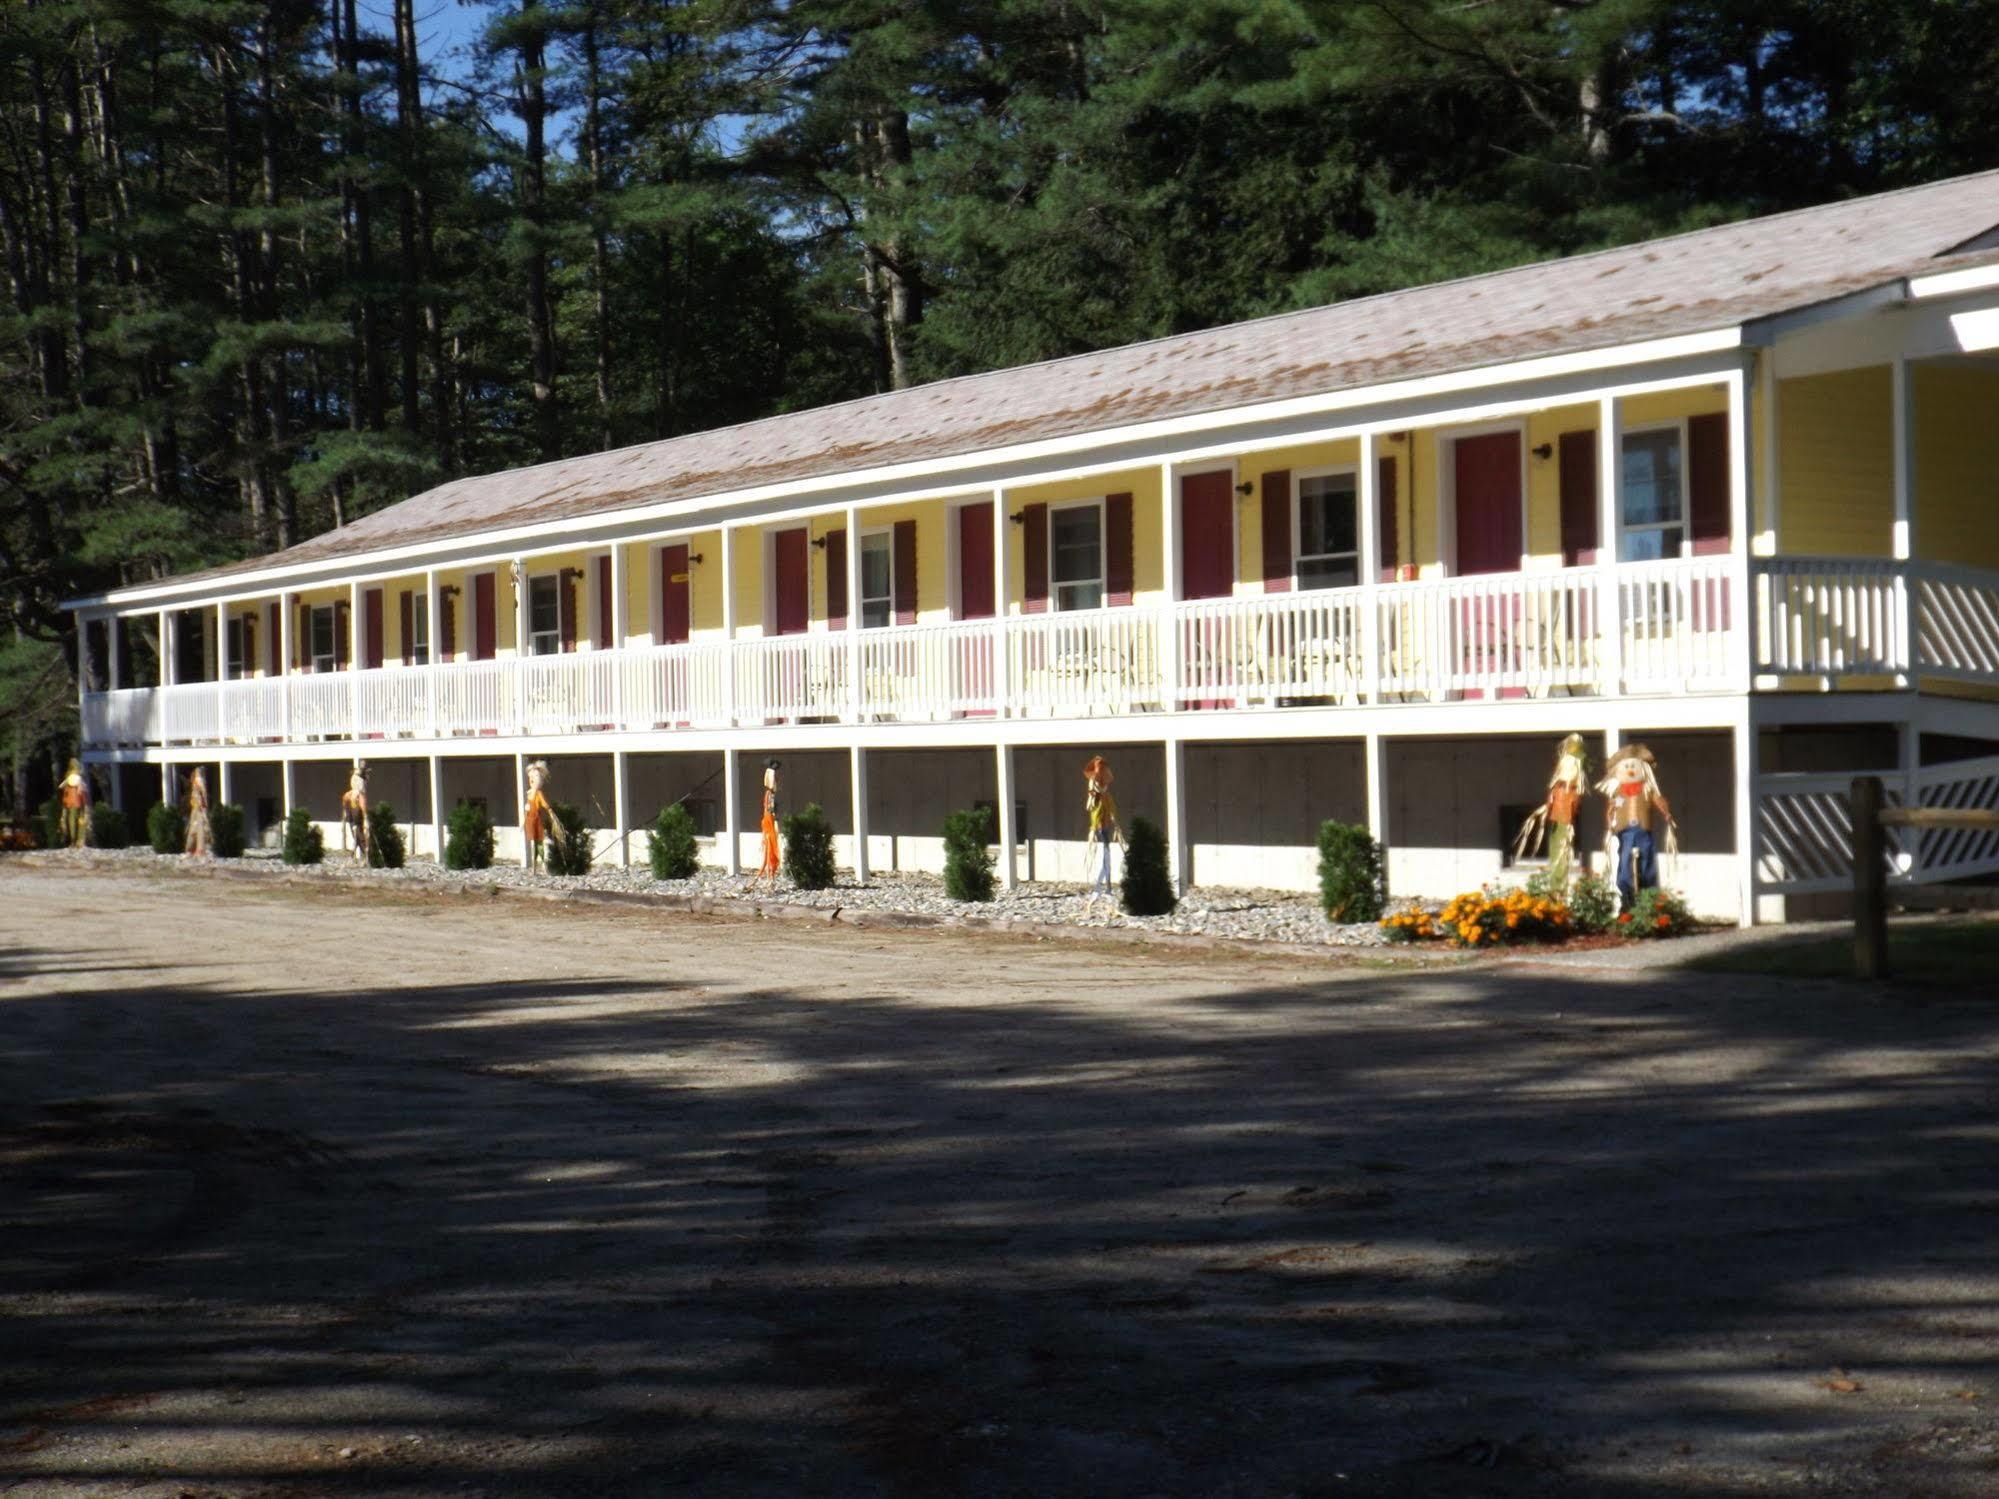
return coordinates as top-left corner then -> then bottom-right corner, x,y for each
732,525 -> 765,638
1779,365 -> 1894,556
1915,364 -> 1999,569
1003,468 -> 1164,611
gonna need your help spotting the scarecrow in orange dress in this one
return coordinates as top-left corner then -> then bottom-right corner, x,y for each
1511,733 -> 1589,887
58,757 -> 91,849
1083,755 -> 1120,896
521,758 -> 566,871
1597,742 -> 1677,910
755,759 -> 782,881
340,760 -> 371,864
183,766 -> 212,857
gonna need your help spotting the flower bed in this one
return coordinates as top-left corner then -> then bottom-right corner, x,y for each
1383,879 -> 1696,951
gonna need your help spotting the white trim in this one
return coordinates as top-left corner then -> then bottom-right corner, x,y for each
1048,496 -> 1108,612
1616,417 -> 1691,562
1289,463 -> 1362,591
857,524 -> 896,630
1908,263 -> 1999,300
1438,419 -> 1529,576
65,333 -> 1748,612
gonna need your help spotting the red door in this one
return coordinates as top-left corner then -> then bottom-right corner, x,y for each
363,588 -> 385,670
473,573 -> 496,660
957,502 -> 994,618
773,529 -> 808,636
659,544 -> 691,645
1180,470 -> 1235,600
1453,432 -> 1522,576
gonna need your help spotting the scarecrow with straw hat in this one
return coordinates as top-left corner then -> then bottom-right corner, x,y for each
1511,733 -> 1589,888
521,759 -> 567,872
1597,742 -> 1677,910
341,760 -> 372,864
58,758 -> 91,849
1083,755 -> 1121,897
754,759 -> 782,883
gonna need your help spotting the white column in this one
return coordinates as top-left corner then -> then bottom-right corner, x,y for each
1890,355 -> 1918,686
160,761 -> 171,808
608,544 -> 627,729
282,757 -> 296,822
107,615 -> 121,691
160,609 -> 174,686
1725,360 -> 1756,691
1596,396 -> 1624,696
1164,737 -> 1187,894
1733,709 -> 1756,928
1161,462 -> 1182,712
1898,714 -> 1920,814
995,742 -> 1017,892
1357,431 -> 1381,702
991,487 -> 1009,716
217,756 -> 233,810
845,504 -> 863,722
720,527 -> 738,726
1756,349 -> 1782,556
214,600 -> 227,744
76,609 -> 93,740
613,748 -> 631,868
348,580 -> 363,739
849,744 -> 870,886
510,561 -> 529,734
423,570 -> 440,735
722,745 -> 742,875
427,755 -> 442,863
1363,731 -> 1388,855
515,750 -> 529,869
278,590 -> 294,743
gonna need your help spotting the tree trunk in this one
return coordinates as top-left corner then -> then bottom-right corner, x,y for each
394,0 -> 421,430
517,9 -> 557,460
584,12 -> 611,452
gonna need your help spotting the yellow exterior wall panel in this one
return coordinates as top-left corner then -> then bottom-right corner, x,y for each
1915,364 -> 1999,569
1778,365 -> 1893,557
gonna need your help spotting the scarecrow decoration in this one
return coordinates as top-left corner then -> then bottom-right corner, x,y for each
184,766 -> 212,857
341,760 -> 372,864
1083,755 -> 1121,896
1511,733 -> 1589,887
58,758 -> 91,849
1597,742 -> 1677,910
754,759 -> 782,882
521,759 -> 566,872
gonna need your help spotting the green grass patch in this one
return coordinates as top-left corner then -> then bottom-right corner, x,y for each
1682,915 -> 1999,985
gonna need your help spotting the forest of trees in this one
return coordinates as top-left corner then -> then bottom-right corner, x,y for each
3,0 -> 1996,810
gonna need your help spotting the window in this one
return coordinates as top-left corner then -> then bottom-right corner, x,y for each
1620,428 -> 1684,561
1051,503 -> 1104,611
859,530 -> 894,629
225,616 -> 246,679
309,605 -> 338,673
1296,472 -> 1359,589
528,574 -> 561,656
409,596 -> 430,666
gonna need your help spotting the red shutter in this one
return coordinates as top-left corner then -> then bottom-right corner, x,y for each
825,528 -> 847,630
893,519 -> 917,625
333,600 -> 351,670
1687,412 -> 1730,553
1558,430 -> 1599,566
1105,492 -> 1134,606
363,589 -> 385,669
1260,469 -> 1291,592
473,573 -> 496,660
264,602 -> 279,675
399,591 -> 414,664
559,571 -> 577,653
1377,456 -> 1400,581
1022,503 -> 1049,614
596,555 -> 613,649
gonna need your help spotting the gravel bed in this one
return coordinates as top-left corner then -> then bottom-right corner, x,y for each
33,845 -> 1389,949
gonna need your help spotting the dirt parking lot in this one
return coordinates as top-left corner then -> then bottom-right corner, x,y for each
4,862 -> 1998,1497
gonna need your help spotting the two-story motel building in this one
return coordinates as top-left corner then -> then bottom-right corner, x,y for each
64,172 -> 1999,923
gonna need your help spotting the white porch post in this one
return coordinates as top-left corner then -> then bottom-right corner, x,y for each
1890,355 -> 1918,685
281,757 -> 295,822
1164,736 -> 1187,894
845,504 -> 863,723
1363,731 -> 1388,858
995,742 -> 1017,892
1596,396 -> 1624,695
1725,360 -> 1755,691
515,750 -> 529,869
76,609 -> 93,740
1358,432 -> 1381,702
1161,462 -> 1182,711
427,755 -> 442,863
613,747 -> 631,868
160,609 -> 173,687
1756,350 -> 1781,556
278,591 -> 294,743
1733,709 -> 1756,928
217,756 -> 233,811
423,568 -> 440,735
992,487 -> 1009,717
107,614 -> 121,691
849,744 -> 870,885
510,561 -> 529,734
608,544 -> 627,729
348,580 -> 363,739
720,527 -> 738,726
721,745 -> 741,875
160,761 -> 171,809
214,600 -> 227,744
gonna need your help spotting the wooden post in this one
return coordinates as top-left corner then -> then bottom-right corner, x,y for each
1852,774 -> 1887,980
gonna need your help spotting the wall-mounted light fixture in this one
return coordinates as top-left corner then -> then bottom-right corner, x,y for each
1234,480 -> 1254,497
1388,431 -> 1409,444
1009,511 -> 1025,526
809,535 -> 828,551
1531,443 -> 1554,461
439,584 -> 461,598
687,552 -> 704,566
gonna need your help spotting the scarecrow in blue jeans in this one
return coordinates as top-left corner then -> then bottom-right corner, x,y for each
1597,742 -> 1677,909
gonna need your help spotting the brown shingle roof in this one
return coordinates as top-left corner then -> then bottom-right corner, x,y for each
156,170 -> 1999,592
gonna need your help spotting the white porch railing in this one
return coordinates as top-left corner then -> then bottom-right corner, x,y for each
77,556 -> 1999,750
1755,753 -> 1999,895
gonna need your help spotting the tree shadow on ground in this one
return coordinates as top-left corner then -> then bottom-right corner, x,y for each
2,919 -> 1997,1498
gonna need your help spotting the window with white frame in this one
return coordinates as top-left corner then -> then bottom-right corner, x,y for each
859,530 -> 894,629
225,616 -> 246,679
528,574 -> 561,655
1051,502 -> 1104,611
309,605 -> 338,673
1620,427 -> 1684,561
1296,471 -> 1360,589
409,595 -> 430,665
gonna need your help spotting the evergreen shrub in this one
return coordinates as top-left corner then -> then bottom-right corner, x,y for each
544,800 -> 592,876
211,804 -> 247,859
444,800 -> 494,870
1316,819 -> 1385,922
89,806 -> 129,849
282,807 -> 324,865
781,802 -> 837,890
941,806 -> 996,902
367,802 -> 406,869
147,801 -> 185,855
1120,814 -> 1177,917
36,797 -> 62,849
648,803 -> 701,880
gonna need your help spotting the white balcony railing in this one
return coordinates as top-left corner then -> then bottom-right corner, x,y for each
81,557 -> 1999,751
